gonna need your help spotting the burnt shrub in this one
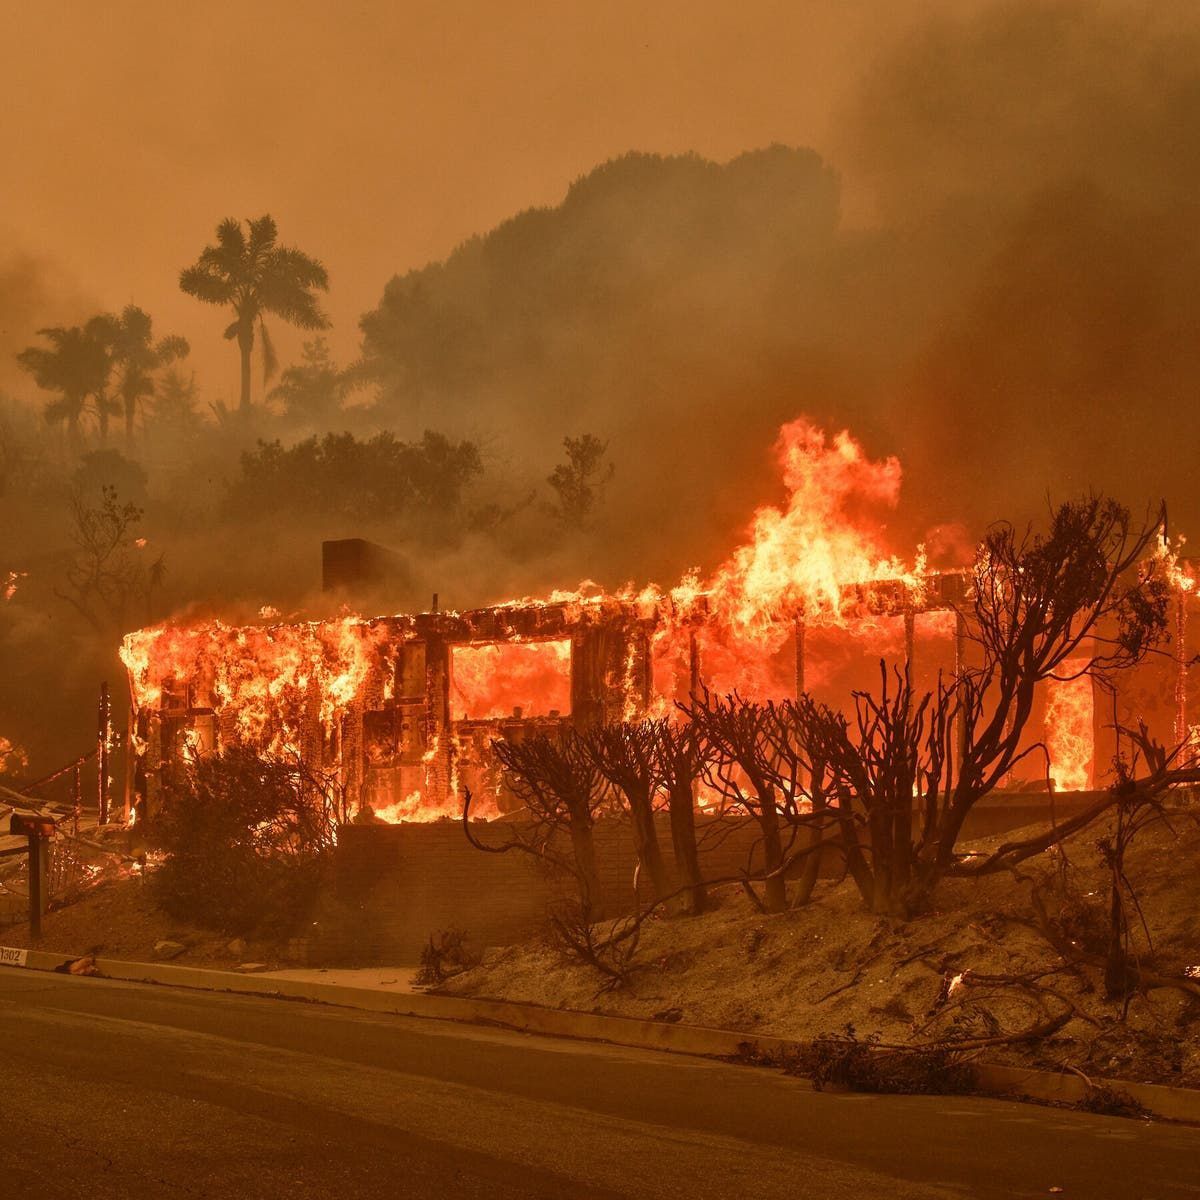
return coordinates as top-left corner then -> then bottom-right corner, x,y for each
414,927 -> 478,987
1075,1081 -> 1152,1120
151,748 -> 335,938
807,1025 -> 977,1095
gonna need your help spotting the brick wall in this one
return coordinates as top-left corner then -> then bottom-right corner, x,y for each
314,791 -> 1096,965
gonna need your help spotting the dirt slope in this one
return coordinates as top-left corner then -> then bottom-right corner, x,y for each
442,805 -> 1200,1087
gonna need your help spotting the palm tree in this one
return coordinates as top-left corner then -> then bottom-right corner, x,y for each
179,215 -> 329,413
105,305 -> 189,444
17,320 -> 112,446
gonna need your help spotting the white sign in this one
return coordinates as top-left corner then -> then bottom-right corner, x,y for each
0,946 -> 28,968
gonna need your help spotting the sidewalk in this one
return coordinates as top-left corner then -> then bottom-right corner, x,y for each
5,944 -> 1200,1125
258,965 -> 421,993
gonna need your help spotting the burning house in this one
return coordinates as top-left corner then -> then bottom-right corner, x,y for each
117,419 -> 1200,829
118,573 -> 962,826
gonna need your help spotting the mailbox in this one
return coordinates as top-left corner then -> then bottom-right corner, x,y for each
8,810 -> 56,940
10,812 -> 57,839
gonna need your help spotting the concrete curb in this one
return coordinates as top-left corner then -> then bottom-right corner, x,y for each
6,947 -> 1200,1124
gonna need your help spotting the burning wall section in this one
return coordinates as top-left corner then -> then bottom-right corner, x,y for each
120,596 -> 661,825
119,565 -> 1188,825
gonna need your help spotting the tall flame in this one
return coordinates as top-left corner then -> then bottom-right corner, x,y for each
652,418 -> 923,702
709,419 -> 915,634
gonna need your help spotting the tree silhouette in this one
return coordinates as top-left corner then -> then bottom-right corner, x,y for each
267,336 -> 348,424
152,367 -> 202,434
547,434 -> 614,528
179,215 -> 329,414
17,319 -> 113,445
57,484 -> 164,633
104,305 -> 189,444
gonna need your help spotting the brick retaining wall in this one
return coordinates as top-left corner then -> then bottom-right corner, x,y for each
315,792 -> 1097,965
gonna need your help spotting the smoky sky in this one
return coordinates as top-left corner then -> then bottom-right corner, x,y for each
332,0 -> 1200,584
4,0 -> 1200,767
837,0 -> 1200,543
4,1 -> 1196,545
0,0 -> 987,393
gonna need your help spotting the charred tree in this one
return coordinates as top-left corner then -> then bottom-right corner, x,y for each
484,732 -> 606,913
784,669 -> 938,916
760,700 -> 832,908
646,719 -> 708,915
580,722 -> 670,902
680,692 -> 792,913
785,497 -> 1193,916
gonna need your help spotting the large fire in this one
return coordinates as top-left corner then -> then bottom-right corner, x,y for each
120,416 -> 1119,824
121,616 -> 389,755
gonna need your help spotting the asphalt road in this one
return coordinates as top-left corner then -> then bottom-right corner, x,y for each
0,970 -> 1196,1200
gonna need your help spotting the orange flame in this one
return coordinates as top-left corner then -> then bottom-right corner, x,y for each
450,640 -> 572,721
650,419 -> 924,702
1045,660 -> 1094,791
709,419 -> 918,631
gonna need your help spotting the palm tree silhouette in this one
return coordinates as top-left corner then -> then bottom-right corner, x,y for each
179,215 -> 329,413
105,305 -> 189,444
17,320 -> 112,446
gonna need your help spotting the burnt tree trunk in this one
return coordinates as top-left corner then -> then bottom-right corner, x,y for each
627,785 -> 670,901
566,798 -> 603,917
789,790 -> 827,908
238,321 -> 253,413
756,796 -> 787,913
666,782 -> 706,914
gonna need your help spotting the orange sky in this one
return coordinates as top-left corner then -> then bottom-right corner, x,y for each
0,1 -> 988,398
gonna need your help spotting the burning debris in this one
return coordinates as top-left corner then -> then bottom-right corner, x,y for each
118,418 -> 1198,829
0,736 -> 28,776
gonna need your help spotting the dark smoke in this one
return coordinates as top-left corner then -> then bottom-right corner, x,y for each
356,1 -> 1200,581
838,0 -> 1200,536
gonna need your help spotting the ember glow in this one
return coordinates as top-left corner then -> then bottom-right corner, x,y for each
0,736 -> 28,775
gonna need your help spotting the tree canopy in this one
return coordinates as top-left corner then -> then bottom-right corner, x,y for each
180,215 -> 329,413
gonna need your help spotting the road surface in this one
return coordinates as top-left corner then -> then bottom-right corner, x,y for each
0,969 -> 1195,1199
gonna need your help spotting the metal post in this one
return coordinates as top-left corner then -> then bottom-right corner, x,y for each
1174,585 -> 1188,753
27,835 -> 45,941
97,681 -> 112,825
72,764 -> 82,838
